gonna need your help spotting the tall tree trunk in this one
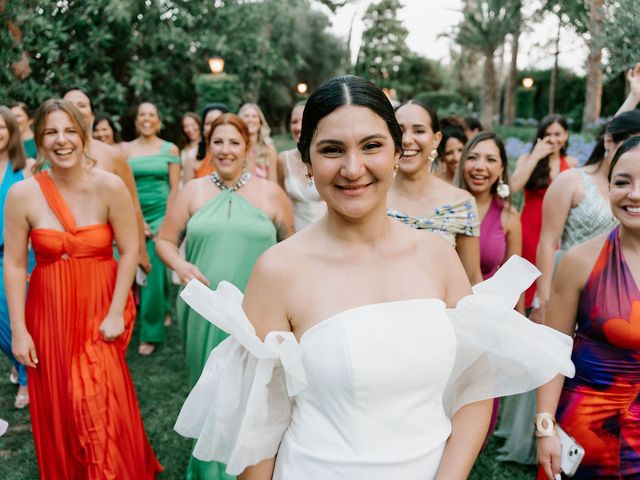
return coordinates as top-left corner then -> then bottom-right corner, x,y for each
582,0 -> 604,130
503,30 -> 519,126
482,48 -> 496,130
495,42 -> 505,123
549,18 -> 561,114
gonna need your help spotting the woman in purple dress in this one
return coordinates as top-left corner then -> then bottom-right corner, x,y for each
456,132 -> 523,440
457,132 -> 522,283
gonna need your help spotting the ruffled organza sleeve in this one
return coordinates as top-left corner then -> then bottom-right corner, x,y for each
443,256 -> 575,417
174,280 -> 307,475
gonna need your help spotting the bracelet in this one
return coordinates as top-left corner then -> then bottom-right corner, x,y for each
534,412 -> 557,438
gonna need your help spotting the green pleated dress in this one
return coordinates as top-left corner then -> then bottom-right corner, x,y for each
129,141 -> 180,344
178,188 -> 277,480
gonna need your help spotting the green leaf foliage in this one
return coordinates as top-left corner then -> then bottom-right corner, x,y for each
1,0 -> 348,138
355,0 -> 409,89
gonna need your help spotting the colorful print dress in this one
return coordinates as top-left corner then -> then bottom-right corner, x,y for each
387,196 -> 479,247
542,227 -> 640,478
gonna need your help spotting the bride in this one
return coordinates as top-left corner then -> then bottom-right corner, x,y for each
175,76 -> 574,479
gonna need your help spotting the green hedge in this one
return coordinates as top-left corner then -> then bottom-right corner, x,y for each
195,74 -> 244,113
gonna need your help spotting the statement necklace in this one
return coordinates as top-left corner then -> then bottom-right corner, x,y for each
210,170 -> 251,191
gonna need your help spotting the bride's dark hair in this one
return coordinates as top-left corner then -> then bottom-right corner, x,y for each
297,75 -> 403,164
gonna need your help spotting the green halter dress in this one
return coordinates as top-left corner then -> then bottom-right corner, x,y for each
178,187 -> 277,479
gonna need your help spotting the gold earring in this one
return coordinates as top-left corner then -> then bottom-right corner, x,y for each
393,163 -> 399,178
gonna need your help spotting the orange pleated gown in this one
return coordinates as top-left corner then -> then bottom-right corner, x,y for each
25,172 -> 162,479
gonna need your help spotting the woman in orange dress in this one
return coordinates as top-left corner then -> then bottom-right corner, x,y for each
4,99 -> 162,479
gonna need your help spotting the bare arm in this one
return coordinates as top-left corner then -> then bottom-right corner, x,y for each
238,251 -> 292,480
456,234 -> 482,285
503,206 -> 525,314
615,63 -> 640,116
4,184 -> 37,367
182,148 -> 198,184
267,144 -> 278,183
167,145 -> 181,207
533,172 -> 578,323
113,151 -> 150,272
276,152 -> 286,190
99,177 -> 139,340
156,183 -> 210,286
510,139 -> 554,193
271,186 -> 295,241
536,248 -> 586,480
436,246 -> 492,479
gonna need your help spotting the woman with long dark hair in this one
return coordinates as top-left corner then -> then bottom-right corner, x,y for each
510,114 -> 577,310
388,100 -> 482,284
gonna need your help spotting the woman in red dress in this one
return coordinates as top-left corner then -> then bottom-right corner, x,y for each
4,99 -> 162,479
510,114 -> 576,312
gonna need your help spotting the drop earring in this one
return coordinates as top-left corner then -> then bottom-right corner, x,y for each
428,147 -> 438,173
393,163 -> 399,178
305,172 -> 314,187
497,177 -> 510,199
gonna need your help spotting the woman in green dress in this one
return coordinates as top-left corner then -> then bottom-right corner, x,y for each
124,102 -> 180,355
157,113 -> 293,479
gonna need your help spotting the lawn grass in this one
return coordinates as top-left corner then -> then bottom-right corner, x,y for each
0,302 -> 535,479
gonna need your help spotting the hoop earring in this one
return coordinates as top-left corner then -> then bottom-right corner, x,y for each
497,177 -> 511,199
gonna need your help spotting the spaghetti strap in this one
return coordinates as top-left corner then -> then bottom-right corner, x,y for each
34,172 -> 77,233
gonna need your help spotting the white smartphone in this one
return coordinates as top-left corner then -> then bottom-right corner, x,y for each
135,267 -> 148,287
557,425 -> 585,477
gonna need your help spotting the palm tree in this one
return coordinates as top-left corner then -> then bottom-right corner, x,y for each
455,0 -> 521,129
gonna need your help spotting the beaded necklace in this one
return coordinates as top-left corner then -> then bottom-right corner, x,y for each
210,170 -> 251,191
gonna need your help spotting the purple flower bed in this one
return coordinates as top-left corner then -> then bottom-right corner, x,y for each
505,135 -> 596,166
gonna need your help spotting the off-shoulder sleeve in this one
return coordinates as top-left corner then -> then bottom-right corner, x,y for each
174,280 -> 307,475
443,256 -> 575,417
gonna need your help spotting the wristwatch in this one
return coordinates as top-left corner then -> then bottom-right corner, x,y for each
534,412 -> 557,438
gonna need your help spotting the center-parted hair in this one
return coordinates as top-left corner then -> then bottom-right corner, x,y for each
297,76 -> 403,164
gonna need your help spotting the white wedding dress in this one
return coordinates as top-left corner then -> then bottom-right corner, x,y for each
175,257 -> 574,479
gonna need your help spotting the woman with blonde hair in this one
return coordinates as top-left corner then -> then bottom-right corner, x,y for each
239,103 -> 278,182
5,99 -> 161,478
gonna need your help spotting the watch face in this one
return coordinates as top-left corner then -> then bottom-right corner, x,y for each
535,414 -> 556,436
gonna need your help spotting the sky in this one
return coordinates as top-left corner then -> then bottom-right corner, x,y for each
326,0 -> 588,75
